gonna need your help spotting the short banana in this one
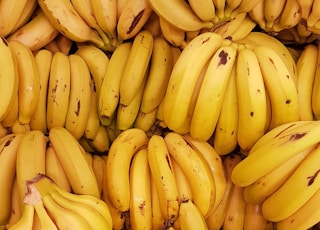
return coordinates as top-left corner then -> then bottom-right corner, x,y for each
229,0 -> 262,19
264,0 -> 286,29
179,200 -> 208,230
7,204 -> 34,230
272,0 -> 301,32
188,0 -> 216,21
33,201 -> 58,230
243,203 -> 268,230
88,125 -> 110,153
297,0 -> 314,19
158,16 -> 187,48
133,108 -> 158,132
6,178 -> 22,229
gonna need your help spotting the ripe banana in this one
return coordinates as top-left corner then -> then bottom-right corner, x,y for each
229,0 -> 262,19
243,203 -> 269,230
312,43 -> 320,120
46,51 -> 71,130
264,0 -> 286,29
248,0 -> 266,30
179,200 -> 208,230
104,128 -> 149,212
190,44 -> 237,141
133,108 -> 158,132
142,12 -> 162,38
159,16 -> 186,48
48,127 -> 100,197
55,34 -> 73,55
92,154 -> 106,197
88,125 -> 110,153
64,54 -> 91,139
297,0 -> 314,20
6,178 -> 22,229
188,0 -> 216,21
7,204 -> 34,230
163,32 -> 223,131
307,0 -> 320,27
150,178 -> 166,229
8,40 -> 40,125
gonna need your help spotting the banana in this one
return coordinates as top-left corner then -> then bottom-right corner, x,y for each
140,36 -> 174,113
296,43 -> 318,121
312,43 -> 320,120
64,54 -> 91,139
10,120 -> 31,135
264,0 -> 286,29
148,0 -> 214,31
16,131 -> 47,208
243,145 -> 314,204
75,44 -> 110,99
99,42 -> 132,123
133,108 -> 158,132
92,154 -> 106,197
190,44 -> 237,141
117,0 -> 153,40
45,145 -> 72,192
119,30 -> 153,106
30,49 -> 52,133
164,132 -> 216,218
88,125 -> 110,153
0,0 -> 29,37
243,203 -> 268,230
179,200 -> 208,230
147,135 -> 179,223
163,32 -> 223,131
6,178 -> 23,229
297,0 -> 314,19
48,127 -> 100,197
0,36 -> 19,122
33,201 -> 58,230
183,135 -> 227,212
231,120 -> 320,187
104,128 -> 149,212
9,40 -> 40,125
0,123 -> 9,139
37,0 -> 107,50
224,0 -> 242,18
7,204 -> 34,230
129,148 -> 152,230
253,45 -> 299,130
55,34 -> 73,55
46,51 -> 71,130
70,0 -> 99,29
142,11 -> 162,38
7,10 -> 59,51
307,0 -> 320,27
43,39 -> 61,54
261,143 -> 320,222
236,46 -> 268,152
150,178 -> 166,229
0,134 -> 24,225
212,0 -> 226,19
158,16 -> 187,48
229,0 -> 262,19
212,64 -> 238,155
188,0 -> 216,21
248,0 -> 266,30
227,14 -> 257,41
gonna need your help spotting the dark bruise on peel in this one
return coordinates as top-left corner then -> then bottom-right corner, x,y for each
307,169 -> 320,186
202,37 -> 210,44
127,10 -> 144,34
274,123 -> 296,138
75,100 -> 80,116
289,132 -> 307,141
218,50 -> 228,66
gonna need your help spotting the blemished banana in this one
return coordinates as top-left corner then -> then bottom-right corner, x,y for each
150,178 -> 166,229
163,32 -> 223,131
37,0 -> 107,50
129,148 -> 152,230
179,200 -> 208,230
253,45 -> 299,130
140,37 -> 174,113
16,131 -> 47,207
0,0 -> 29,37
45,146 -> 72,193
10,120 -> 31,135
99,42 -> 132,124
8,40 -> 40,125
190,44 -> 237,141
231,120 -> 320,187
75,44 -> 110,99
212,64 -> 238,155
7,204 -> 34,230
88,125 -> 110,153
30,49 -> 52,133
0,36 -> 19,122
48,127 -> 100,197
148,0 -> 214,31
70,0 -> 99,29
7,10 -> 59,51
147,135 -> 179,223
243,145 -> 314,204
243,203 -> 269,230
119,30 -> 153,106
104,128 -> 149,212
262,143 -> 320,222
117,0 -> 153,40
264,0 -> 286,29
0,134 -> 24,225
64,54 -> 91,140
236,46 -> 267,152
46,51 -> 71,130
296,43 -> 318,121
312,43 -> 320,120
164,132 -> 216,218
188,0 -> 216,21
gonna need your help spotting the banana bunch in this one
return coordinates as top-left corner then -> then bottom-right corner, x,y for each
102,128 -> 227,229
231,120 -> 320,229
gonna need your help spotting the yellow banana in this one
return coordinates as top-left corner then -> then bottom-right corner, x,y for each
230,0 -> 262,18
10,120 -> 31,135
164,132 -> 216,218
48,127 -> 100,197
88,125 -> 110,154
243,203 -> 269,230
150,178 -> 166,229
70,0 -> 100,29
227,14 -> 257,41
55,34 -> 73,55
133,108 -> 158,132
179,200 -> 208,230
33,201 -> 58,230
99,42 -> 132,124
7,10 -> 59,51
188,0 -> 216,21
163,32 -> 223,131
7,204 -> 34,230
92,154 -> 106,197
30,49 -> 52,133
147,135 -> 179,223
190,44 -> 237,141
264,0 -> 286,29
312,42 -> 320,119
8,40 -> 40,125
224,0 -> 242,18
104,128 -> 149,212
297,0 -> 314,19
129,148 -> 152,230
142,12 -> 162,38
212,0 -> 226,19
119,30 -> 153,106
64,54 -> 91,139
158,16 -> 187,48
248,0 -> 266,30
46,51 -> 71,130
307,0 -> 320,27
5,178 -> 22,229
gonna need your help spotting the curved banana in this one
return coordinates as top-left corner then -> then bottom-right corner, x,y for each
297,0 -> 314,20
104,128 -> 149,212
7,10 -> 59,51
264,0 -> 286,29
163,32 -> 223,131
158,16 -> 187,48
248,0 -> 266,30
7,204 -> 34,230
188,0 -> 216,21
8,40 -> 40,125
164,132 -> 216,218
147,135 -> 179,223
190,44 -> 237,141
312,43 -> 320,120
5,178 -> 22,229
88,125 -> 110,154
119,30 -> 153,106
307,0 -> 320,27
179,200 -> 208,230
91,154 -> 106,197
64,54 -> 91,139
224,0 -> 242,18
243,203 -> 268,230
33,201 -> 58,230
133,108 -> 158,132
229,0 -> 262,18
55,34 -> 73,55
150,178 -> 166,229
48,127 -> 100,197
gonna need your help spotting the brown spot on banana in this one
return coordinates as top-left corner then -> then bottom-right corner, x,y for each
127,10 -> 144,35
